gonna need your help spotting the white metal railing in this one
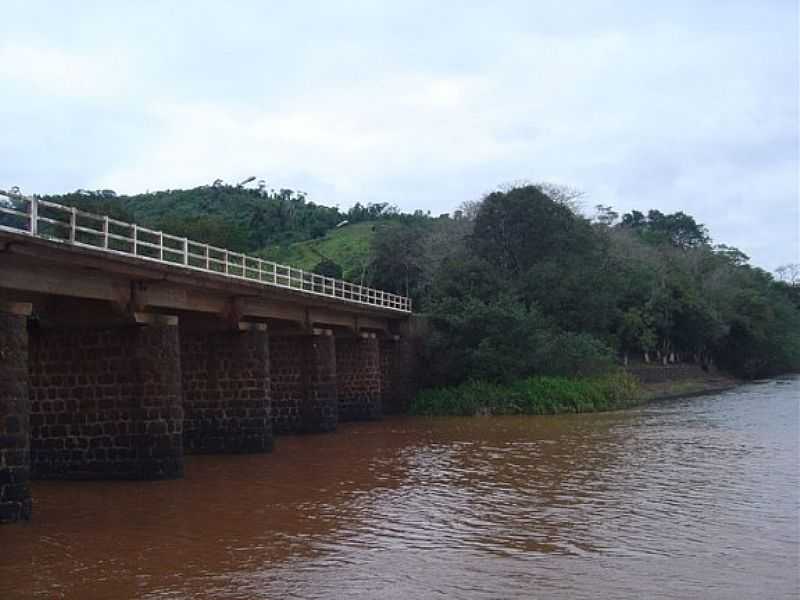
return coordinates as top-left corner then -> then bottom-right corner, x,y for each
0,190 -> 412,313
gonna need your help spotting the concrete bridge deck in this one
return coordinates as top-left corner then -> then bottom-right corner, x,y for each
0,195 -> 419,523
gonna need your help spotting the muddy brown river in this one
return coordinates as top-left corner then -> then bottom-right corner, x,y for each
1,377 -> 798,599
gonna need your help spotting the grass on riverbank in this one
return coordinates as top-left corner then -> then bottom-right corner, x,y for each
409,372 -> 642,416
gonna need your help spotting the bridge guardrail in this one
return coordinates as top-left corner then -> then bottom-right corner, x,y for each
0,191 -> 412,313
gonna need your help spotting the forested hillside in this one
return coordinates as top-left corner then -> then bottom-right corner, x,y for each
39,185 -> 344,252
27,183 -> 800,382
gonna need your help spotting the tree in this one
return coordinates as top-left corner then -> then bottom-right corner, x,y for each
594,204 -> 619,226
714,244 -> 750,266
621,209 -> 710,249
470,185 -> 595,277
154,214 -> 250,252
369,222 -> 427,301
425,293 -> 550,384
776,263 -> 800,286
535,182 -> 585,215
618,308 -> 657,362
312,258 -> 343,279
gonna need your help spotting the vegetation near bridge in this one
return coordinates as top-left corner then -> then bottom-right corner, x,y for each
410,373 -> 642,416
25,181 -> 800,387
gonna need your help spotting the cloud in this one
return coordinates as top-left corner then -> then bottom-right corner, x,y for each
0,43 -> 131,100
0,1 -> 796,269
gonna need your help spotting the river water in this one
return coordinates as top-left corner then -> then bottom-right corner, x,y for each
1,377 -> 798,599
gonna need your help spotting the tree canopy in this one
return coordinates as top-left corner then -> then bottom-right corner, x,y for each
372,184 -> 799,383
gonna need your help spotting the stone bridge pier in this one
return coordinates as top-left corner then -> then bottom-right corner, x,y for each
269,329 -> 339,434
180,322 -> 272,454
27,313 -> 184,481
337,332 -> 383,421
0,304 -> 32,523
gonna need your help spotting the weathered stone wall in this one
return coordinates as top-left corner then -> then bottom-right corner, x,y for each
301,332 -> 338,432
28,323 -> 183,480
181,328 -> 272,453
0,312 -> 31,523
336,334 -> 382,421
268,335 -> 304,434
269,333 -> 339,433
380,338 -> 419,415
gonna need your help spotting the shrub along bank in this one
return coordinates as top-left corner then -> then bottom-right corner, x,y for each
409,372 -> 641,417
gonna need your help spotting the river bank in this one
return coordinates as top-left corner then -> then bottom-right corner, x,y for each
638,374 -> 740,403
408,366 -> 742,416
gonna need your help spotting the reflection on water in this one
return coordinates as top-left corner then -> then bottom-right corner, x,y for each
1,377 -> 798,599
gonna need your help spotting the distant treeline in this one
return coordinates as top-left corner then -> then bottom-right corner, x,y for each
15,182 -> 800,381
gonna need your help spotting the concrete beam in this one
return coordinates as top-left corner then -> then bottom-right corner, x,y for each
239,297 -> 306,325
0,256 -> 127,303
237,321 -> 268,332
308,307 -> 356,331
133,281 -> 227,314
0,301 -> 32,316
356,316 -> 390,334
133,312 -> 179,326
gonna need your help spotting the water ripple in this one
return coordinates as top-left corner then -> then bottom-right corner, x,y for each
0,378 -> 797,599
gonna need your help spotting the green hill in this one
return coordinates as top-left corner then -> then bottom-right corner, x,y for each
257,222 -> 376,282
33,185 -> 416,286
40,185 -> 347,253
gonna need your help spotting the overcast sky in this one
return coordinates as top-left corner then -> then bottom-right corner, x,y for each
1,1 -> 797,270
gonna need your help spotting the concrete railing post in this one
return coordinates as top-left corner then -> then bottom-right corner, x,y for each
29,196 -> 38,235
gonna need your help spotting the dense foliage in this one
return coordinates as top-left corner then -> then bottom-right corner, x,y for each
369,185 -> 800,382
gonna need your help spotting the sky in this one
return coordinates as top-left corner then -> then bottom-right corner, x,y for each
1,1 -> 797,270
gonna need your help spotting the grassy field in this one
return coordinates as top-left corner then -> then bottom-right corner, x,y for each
257,222 -> 376,282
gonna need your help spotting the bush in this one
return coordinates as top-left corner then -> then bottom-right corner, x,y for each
534,332 -> 615,377
409,371 -> 640,416
312,258 -> 343,279
423,294 -> 549,385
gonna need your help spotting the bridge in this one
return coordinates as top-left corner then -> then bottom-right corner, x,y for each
0,192 -> 419,523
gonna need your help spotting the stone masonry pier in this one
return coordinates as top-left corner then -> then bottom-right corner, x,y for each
336,333 -> 383,421
28,316 -> 184,480
0,304 -> 32,523
181,323 -> 271,454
